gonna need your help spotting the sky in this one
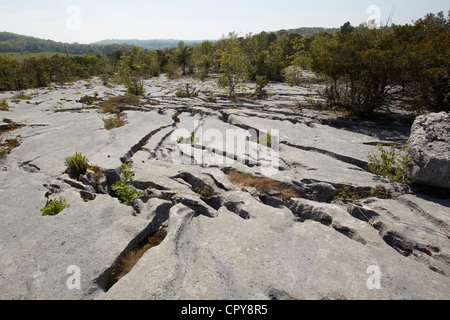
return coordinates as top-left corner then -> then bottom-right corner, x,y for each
1,0 -> 448,44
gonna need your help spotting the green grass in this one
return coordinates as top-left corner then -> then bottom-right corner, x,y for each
65,152 -> 91,179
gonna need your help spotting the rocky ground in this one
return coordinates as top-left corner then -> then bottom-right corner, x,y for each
0,74 -> 449,300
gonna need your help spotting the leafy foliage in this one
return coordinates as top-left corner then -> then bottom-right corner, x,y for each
41,199 -> 70,216
367,144 -> 412,185
111,163 -> 143,205
217,33 -> 250,99
311,11 -> 449,117
1,11 -> 447,117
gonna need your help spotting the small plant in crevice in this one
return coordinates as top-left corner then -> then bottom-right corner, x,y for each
224,169 -> 298,200
111,163 -> 143,206
207,90 -> 217,102
102,113 -> 127,130
65,152 -> 92,179
367,144 -> 412,185
106,227 -> 168,291
12,93 -> 32,100
176,131 -> 199,146
0,99 -> 9,111
333,185 -> 391,201
172,111 -> 181,123
175,83 -> 200,98
194,185 -> 214,198
0,136 -> 21,158
41,199 -> 70,216
257,132 -> 273,148
80,94 -> 102,106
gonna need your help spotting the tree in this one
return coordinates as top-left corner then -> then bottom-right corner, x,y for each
340,22 -> 355,34
174,41 -> 192,75
216,33 -> 250,99
246,32 -> 285,81
192,41 -> 215,80
0,55 -> 22,90
21,56 -> 52,88
311,28 -> 401,117
392,11 -> 450,111
116,50 -> 145,95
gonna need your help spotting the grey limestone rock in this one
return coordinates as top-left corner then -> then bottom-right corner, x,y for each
0,76 -> 449,300
407,112 -> 450,189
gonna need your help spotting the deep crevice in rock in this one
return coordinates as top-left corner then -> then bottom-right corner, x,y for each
98,207 -> 170,292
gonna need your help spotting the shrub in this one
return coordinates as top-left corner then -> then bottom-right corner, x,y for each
0,99 -> 9,111
126,80 -> 145,96
116,54 -> 146,95
65,152 -> 91,179
253,75 -> 269,98
41,199 -> 70,216
111,163 -> 143,205
103,113 -> 127,130
282,65 -> 303,87
367,144 -> 412,184
207,91 -> 217,102
175,84 -> 199,98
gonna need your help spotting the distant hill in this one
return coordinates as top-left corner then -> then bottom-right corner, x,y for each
92,27 -> 339,49
274,27 -> 340,37
0,27 -> 339,58
0,32 -> 132,55
92,39 -> 209,50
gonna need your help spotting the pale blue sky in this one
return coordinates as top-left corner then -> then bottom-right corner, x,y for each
1,0 -> 448,43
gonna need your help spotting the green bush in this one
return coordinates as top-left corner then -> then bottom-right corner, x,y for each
367,144 -> 412,184
111,163 -> 143,205
65,152 -> 91,179
41,199 -> 70,216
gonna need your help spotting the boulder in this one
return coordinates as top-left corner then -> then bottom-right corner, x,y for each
407,112 -> 450,189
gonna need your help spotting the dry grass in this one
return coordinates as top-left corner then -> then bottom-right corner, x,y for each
225,170 -> 299,200
100,94 -> 142,114
0,121 -> 25,135
110,228 -> 168,285
103,113 -> 127,130
0,136 -> 21,158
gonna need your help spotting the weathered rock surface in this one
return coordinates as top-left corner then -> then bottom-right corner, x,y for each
407,112 -> 450,190
0,76 -> 449,300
